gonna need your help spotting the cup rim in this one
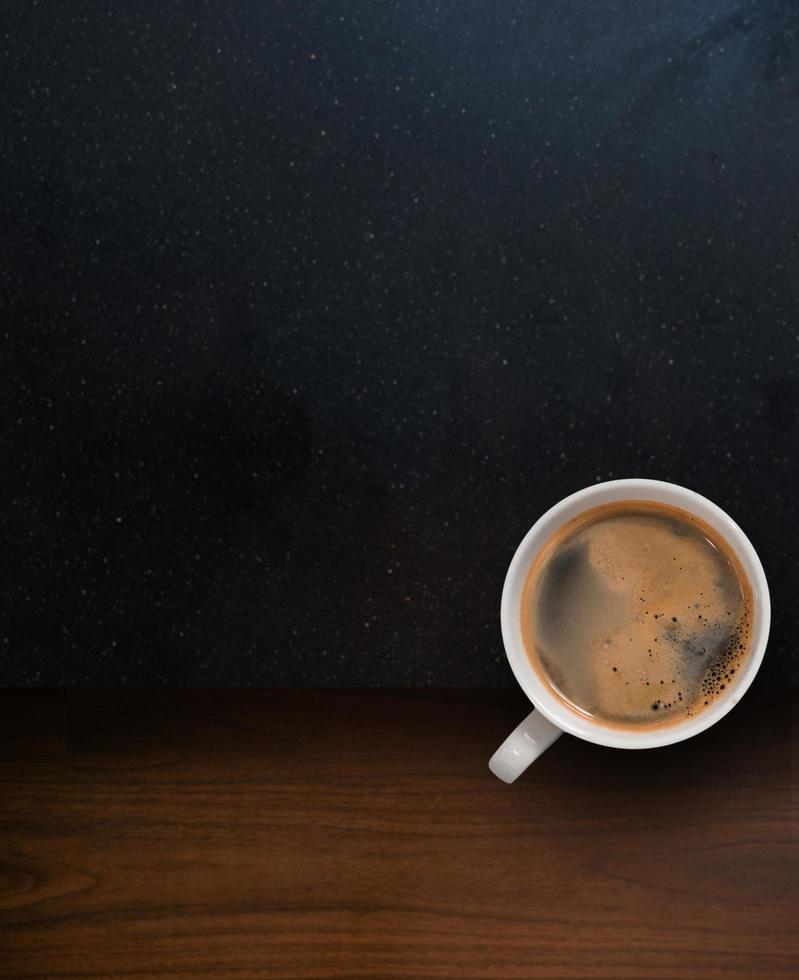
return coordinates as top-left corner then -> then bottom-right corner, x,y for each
500,478 -> 771,749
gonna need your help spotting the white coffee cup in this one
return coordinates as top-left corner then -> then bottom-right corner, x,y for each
489,479 -> 770,783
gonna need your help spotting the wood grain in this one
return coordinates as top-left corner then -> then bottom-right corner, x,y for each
0,689 -> 796,979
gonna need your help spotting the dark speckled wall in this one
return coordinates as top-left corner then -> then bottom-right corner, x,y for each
1,1 -> 797,686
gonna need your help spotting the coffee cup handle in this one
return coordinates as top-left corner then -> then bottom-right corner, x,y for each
489,710 -> 562,783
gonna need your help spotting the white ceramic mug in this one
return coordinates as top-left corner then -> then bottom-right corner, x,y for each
489,479 -> 770,783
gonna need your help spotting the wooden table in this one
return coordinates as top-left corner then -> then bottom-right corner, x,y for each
1,689 -> 796,978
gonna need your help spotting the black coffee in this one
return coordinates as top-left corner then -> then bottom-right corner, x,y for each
521,501 -> 752,729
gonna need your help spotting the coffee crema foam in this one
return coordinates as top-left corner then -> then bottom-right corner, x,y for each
521,501 -> 753,731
